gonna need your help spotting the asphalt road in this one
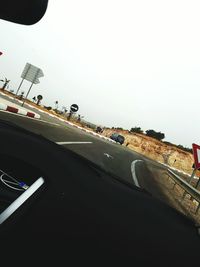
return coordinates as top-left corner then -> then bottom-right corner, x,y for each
0,95 -> 166,199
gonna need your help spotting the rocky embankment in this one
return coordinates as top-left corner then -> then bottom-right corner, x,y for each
102,129 -> 195,176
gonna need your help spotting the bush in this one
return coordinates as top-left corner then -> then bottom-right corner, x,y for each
111,127 -> 123,130
130,127 -> 143,134
145,129 -> 165,141
177,145 -> 192,154
44,106 -> 52,111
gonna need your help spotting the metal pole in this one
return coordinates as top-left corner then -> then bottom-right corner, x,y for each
188,168 -> 196,184
14,78 -> 24,99
172,182 -> 176,190
187,168 -> 197,201
195,178 -> 200,189
181,190 -> 187,201
21,68 -> 40,107
15,64 -> 31,98
21,82 -> 34,107
195,203 -> 200,214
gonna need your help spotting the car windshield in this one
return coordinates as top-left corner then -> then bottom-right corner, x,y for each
0,0 -> 200,226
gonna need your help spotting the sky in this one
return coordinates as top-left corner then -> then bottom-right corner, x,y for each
0,0 -> 200,147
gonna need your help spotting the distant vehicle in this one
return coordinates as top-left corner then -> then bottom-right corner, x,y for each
110,132 -> 125,144
96,126 -> 103,133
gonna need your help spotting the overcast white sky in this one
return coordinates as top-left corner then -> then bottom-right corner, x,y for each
0,0 -> 200,147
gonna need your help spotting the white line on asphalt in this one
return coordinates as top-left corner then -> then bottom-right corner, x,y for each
36,119 -> 60,126
131,160 -> 143,188
56,141 -> 93,145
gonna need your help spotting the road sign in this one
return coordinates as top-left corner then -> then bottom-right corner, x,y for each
70,104 -> 79,113
37,95 -> 43,100
192,143 -> 200,169
21,63 -> 44,84
17,63 -> 44,106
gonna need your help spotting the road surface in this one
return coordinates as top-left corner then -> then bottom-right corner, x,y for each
0,94 -> 168,201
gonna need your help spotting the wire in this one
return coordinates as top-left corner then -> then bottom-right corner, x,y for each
0,174 -> 24,191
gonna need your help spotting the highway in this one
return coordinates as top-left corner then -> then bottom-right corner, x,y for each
0,94 -> 167,201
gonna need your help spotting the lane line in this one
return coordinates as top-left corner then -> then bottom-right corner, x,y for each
36,120 -> 60,126
131,160 -> 143,188
56,141 -> 93,145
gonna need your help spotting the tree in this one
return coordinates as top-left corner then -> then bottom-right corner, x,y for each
62,106 -> 68,114
145,129 -> 165,141
130,127 -> 143,134
0,78 -> 10,90
19,91 -> 25,100
67,111 -> 73,120
44,106 -> 52,111
77,114 -> 84,122
177,145 -> 192,154
55,101 -> 59,110
36,95 -> 43,105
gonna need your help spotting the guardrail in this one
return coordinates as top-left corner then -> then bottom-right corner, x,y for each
167,169 -> 200,214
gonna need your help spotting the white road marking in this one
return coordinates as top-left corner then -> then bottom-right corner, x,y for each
37,120 -> 60,126
104,153 -> 114,159
131,160 -> 143,188
56,141 -> 93,145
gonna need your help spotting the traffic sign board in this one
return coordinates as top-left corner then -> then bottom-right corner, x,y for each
192,143 -> 200,169
21,63 -> 44,84
70,104 -> 79,113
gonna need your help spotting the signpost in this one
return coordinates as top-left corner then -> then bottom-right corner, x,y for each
192,143 -> 200,170
36,95 -> 43,105
187,143 -> 200,185
190,143 -> 200,189
70,104 -> 79,113
68,104 -> 79,120
182,143 -> 200,200
15,63 -> 44,106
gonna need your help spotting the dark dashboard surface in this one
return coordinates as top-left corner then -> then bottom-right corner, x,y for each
0,120 -> 199,264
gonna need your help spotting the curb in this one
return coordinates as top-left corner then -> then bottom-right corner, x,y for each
0,103 -> 40,119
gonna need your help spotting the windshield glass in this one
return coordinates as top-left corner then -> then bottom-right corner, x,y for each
0,0 -> 200,226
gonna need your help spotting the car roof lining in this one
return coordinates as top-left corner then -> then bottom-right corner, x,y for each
0,0 -> 48,25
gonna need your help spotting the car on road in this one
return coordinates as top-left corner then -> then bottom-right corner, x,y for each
110,132 -> 125,144
95,126 -> 103,133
